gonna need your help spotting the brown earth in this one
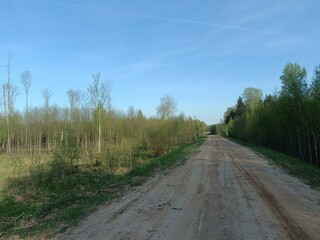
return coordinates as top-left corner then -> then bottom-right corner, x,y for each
57,135 -> 320,240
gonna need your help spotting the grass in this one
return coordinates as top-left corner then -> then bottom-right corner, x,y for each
228,137 -> 320,189
0,137 -> 205,239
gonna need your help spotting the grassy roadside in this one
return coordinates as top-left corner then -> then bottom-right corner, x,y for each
0,137 -> 206,239
227,137 -> 320,189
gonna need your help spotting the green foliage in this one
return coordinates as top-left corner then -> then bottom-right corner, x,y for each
220,63 -> 320,167
51,130 -> 80,179
53,130 -> 80,166
280,63 -> 308,99
242,87 -> 263,116
209,124 -> 217,135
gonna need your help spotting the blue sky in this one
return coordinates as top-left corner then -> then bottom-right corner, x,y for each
0,0 -> 319,124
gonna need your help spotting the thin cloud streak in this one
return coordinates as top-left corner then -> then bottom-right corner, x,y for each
115,10 -> 282,34
109,46 -> 199,80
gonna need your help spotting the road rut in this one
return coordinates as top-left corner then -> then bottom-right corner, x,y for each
58,136 -> 320,240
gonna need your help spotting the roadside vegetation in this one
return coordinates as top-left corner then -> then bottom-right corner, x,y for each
219,63 -> 320,168
217,62 -> 320,188
228,138 -> 320,188
0,137 -> 205,239
0,55 -> 207,239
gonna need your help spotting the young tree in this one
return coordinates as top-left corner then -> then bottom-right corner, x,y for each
87,72 -> 111,153
67,89 -> 82,123
42,88 -> 53,150
242,87 -> 263,115
42,88 -> 53,110
21,70 -> 32,149
156,95 -> 177,119
2,54 -> 18,154
105,81 -> 113,142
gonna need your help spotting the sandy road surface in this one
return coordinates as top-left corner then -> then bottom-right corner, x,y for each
58,136 -> 320,240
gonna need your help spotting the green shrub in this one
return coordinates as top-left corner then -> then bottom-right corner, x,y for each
51,130 -> 80,178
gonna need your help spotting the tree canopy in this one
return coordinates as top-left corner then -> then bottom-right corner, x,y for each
220,63 -> 320,167
156,95 -> 178,119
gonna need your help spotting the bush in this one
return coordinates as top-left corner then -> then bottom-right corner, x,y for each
51,130 -> 80,178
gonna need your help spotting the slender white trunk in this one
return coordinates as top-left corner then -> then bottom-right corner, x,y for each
98,104 -> 101,154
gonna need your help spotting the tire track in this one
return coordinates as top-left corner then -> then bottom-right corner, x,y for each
227,143 -> 310,240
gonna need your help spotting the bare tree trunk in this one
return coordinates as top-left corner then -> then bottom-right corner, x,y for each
107,90 -> 112,143
25,94 -> 29,151
7,58 -> 11,155
21,71 -> 31,151
6,114 -> 10,155
38,133 -> 41,153
312,130 -> 318,166
306,131 -> 312,163
98,105 -> 101,154
2,80 -> 11,155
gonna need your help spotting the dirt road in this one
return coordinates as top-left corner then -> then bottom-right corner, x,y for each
58,136 -> 320,240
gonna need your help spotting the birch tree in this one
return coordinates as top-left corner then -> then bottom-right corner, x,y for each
42,88 -> 53,150
2,54 -> 18,154
87,72 -> 111,153
67,89 -> 82,123
156,95 -> 177,119
21,70 -> 32,149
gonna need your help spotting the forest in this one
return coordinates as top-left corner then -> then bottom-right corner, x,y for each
0,56 -> 206,158
220,62 -> 320,167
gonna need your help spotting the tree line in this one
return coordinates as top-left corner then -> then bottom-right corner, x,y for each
220,63 -> 320,167
0,55 -> 206,164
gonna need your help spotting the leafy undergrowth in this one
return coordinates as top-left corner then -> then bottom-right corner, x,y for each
0,137 -> 205,239
228,137 -> 320,189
